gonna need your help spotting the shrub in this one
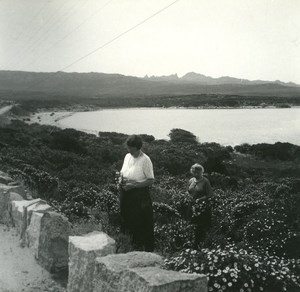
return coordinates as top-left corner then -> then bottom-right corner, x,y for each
168,128 -> 198,144
153,202 -> 180,224
154,219 -> 194,253
50,129 -> 87,154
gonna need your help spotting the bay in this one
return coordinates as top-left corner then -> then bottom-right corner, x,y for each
38,108 -> 300,146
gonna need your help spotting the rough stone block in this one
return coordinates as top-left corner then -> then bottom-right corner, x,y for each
1,192 -> 23,225
0,185 -> 10,222
25,211 -> 45,258
0,183 -> 26,199
93,252 -> 207,292
9,192 -> 24,202
10,185 -> 27,198
0,174 -> 13,185
68,231 -> 116,292
10,198 -> 41,232
93,252 -> 163,291
8,181 -> 20,186
26,201 -> 52,225
0,184 -> 24,222
38,211 -> 71,273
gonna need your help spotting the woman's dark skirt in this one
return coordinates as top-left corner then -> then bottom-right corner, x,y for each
192,207 -> 212,247
120,187 -> 154,252
187,202 -> 212,248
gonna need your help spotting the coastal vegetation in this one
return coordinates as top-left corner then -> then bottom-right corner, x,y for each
0,118 -> 299,291
3,94 -> 300,115
1,92 -> 300,115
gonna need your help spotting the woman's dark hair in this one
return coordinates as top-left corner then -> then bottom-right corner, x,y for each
126,134 -> 143,150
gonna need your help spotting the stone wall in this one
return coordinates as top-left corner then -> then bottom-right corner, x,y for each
0,172 -> 70,273
0,171 -> 208,292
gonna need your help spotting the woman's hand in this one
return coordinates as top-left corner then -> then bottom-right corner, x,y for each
198,195 -> 206,201
122,181 -> 137,191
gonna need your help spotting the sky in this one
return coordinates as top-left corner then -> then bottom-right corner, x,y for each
1,0 -> 300,84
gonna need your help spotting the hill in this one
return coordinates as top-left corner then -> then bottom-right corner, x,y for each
0,70 -> 300,100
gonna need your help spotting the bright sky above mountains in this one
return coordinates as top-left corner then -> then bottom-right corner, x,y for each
1,0 -> 300,84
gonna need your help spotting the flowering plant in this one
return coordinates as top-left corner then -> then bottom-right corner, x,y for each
191,197 -> 209,218
165,244 -> 300,292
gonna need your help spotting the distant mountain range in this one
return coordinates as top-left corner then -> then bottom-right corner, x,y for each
0,70 -> 299,99
144,72 -> 299,87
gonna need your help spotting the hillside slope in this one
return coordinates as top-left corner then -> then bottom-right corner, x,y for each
0,70 -> 300,99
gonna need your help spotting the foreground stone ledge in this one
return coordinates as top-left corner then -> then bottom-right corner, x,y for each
68,231 -> 116,292
128,267 -> 207,292
93,252 -> 207,292
38,211 -> 71,273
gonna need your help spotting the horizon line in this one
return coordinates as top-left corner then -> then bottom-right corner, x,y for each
0,69 -> 299,86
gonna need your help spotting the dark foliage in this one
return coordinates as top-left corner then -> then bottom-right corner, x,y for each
0,120 -> 299,292
235,142 -> 300,161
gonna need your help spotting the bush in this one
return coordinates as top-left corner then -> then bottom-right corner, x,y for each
168,128 -> 198,144
153,202 -> 180,224
154,219 -> 194,253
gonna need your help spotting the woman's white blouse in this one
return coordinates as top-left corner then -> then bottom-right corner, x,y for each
120,152 -> 154,182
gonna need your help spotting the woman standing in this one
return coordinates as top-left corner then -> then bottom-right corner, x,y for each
118,135 -> 155,251
187,163 -> 213,249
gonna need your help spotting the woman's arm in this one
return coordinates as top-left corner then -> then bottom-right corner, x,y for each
187,178 -> 195,193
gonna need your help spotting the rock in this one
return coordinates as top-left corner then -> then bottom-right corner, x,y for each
10,185 -> 27,198
8,181 -> 21,186
67,231 -> 116,292
96,252 -> 164,270
10,199 -> 41,232
38,211 -> 71,273
25,211 -> 45,258
0,183 -> 26,199
93,252 -> 207,292
26,201 -> 52,225
0,184 -> 25,224
9,192 -> 24,201
0,174 -> 14,185
1,192 -> 23,225
19,200 -> 51,248
0,186 -> 10,223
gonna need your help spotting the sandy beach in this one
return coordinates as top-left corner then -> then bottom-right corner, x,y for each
28,111 -> 75,129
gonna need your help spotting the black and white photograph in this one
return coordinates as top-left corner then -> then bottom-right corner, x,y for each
0,0 -> 300,291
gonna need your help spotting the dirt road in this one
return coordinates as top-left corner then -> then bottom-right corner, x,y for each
0,224 -> 66,292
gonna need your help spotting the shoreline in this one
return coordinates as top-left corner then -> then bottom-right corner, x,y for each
21,106 -> 300,147
26,105 -> 299,130
27,104 -> 300,115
